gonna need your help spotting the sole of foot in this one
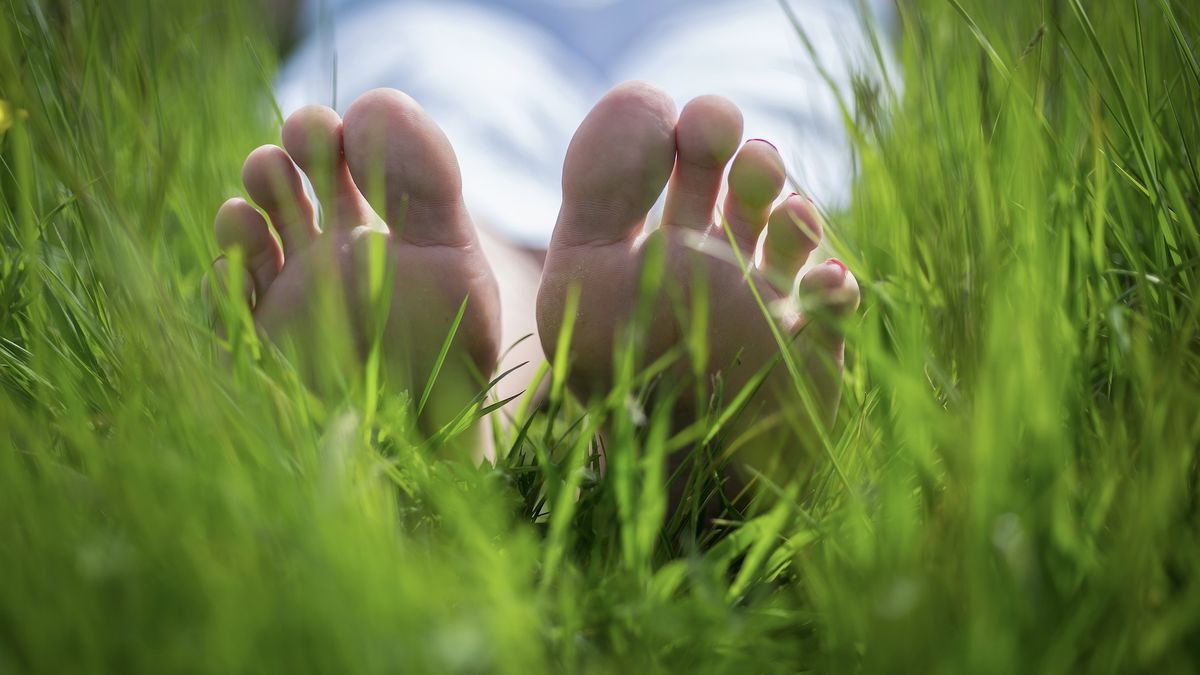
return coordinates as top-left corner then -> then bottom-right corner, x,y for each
536,81 -> 861,484
207,89 -> 502,457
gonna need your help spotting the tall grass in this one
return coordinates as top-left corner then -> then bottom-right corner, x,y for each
1,0 -> 1197,672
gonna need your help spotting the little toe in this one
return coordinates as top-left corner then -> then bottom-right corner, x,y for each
204,256 -> 255,317
342,88 -> 472,246
242,145 -> 318,253
661,95 -> 743,231
762,193 -> 822,281
794,259 -> 860,423
798,258 -> 861,329
282,105 -> 372,228
213,197 -> 283,301
553,81 -> 678,246
721,139 -> 786,254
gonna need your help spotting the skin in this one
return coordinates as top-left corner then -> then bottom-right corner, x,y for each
209,82 -> 860,482
537,83 -> 860,484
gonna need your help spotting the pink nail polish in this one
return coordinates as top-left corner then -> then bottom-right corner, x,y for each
748,138 -> 777,151
825,258 -> 847,277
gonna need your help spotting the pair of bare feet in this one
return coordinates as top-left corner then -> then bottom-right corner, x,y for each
209,82 -> 859,476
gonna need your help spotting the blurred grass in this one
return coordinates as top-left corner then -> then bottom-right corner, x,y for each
1,0 -> 1198,672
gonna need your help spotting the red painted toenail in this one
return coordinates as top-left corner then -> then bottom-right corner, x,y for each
748,138 -> 778,151
825,258 -> 848,277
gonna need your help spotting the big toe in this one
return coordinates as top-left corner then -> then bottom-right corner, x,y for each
342,88 -> 473,246
553,81 -> 678,247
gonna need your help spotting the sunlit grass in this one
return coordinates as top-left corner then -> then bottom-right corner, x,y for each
1,0 -> 1198,672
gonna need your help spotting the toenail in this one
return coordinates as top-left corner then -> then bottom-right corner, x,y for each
747,138 -> 777,151
825,258 -> 848,278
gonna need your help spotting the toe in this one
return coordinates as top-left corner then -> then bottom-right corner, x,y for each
204,256 -> 255,316
282,105 -> 372,228
798,258 -> 861,325
214,197 -> 283,302
554,81 -> 677,246
721,139 -> 786,254
662,95 -> 743,231
342,88 -> 472,246
762,193 -> 822,280
795,259 -> 860,418
242,145 -> 318,253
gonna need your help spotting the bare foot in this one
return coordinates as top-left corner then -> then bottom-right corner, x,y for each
536,82 -> 860,482
209,89 -> 502,453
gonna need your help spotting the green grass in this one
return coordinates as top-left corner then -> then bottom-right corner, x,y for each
2,0 -> 1199,672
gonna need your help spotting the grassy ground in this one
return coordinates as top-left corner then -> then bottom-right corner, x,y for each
2,0 -> 1198,672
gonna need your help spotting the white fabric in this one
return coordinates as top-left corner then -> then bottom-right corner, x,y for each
277,0 -> 897,248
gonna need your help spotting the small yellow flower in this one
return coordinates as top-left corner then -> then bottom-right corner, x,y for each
0,99 -> 28,135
